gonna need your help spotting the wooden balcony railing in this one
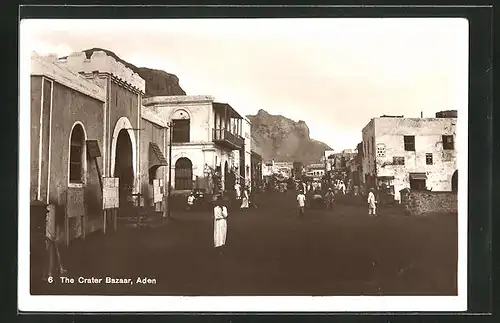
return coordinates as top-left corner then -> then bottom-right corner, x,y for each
213,128 -> 244,150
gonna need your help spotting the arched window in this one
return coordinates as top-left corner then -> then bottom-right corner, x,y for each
171,109 -> 190,143
175,157 -> 193,190
69,124 -> 85,183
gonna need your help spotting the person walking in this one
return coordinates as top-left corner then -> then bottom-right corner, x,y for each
240,186 -> 250,210
297,190 -> 306,217
367,188 -> 377,216
325,188 -> 335,210
45,204 -> 67,280
213,196 -> 228,254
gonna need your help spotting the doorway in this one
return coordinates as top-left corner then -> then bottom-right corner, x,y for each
114,129 -> 134,213
452,170 -> 458,193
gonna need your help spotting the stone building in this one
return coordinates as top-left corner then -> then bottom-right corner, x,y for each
30,51 -> 171,243
361,113 -> 458,202
141,96 -> 248,195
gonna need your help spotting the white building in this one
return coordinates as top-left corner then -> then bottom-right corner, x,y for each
142,96 -> 249,194
361,112 -> 458,201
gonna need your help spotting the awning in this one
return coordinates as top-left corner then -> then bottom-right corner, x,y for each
213,102 -> 243,119
409,172 -> 427,180
149,142 -> 168,169
377,176 -> 395,180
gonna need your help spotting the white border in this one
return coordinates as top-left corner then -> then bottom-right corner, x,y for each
19,18 -> 468,313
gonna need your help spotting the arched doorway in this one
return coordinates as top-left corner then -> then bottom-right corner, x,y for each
175,157 -> 193,190
114,129 -> 134,211
452,170 -> 458,193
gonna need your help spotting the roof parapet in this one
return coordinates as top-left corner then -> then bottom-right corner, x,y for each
31,52 -> 106,102
59,50 -> 146,94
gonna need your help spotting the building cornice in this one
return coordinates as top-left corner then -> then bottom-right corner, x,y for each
31,53 -> 106,102
142,95 -> 215,106
58,51 -> 145,94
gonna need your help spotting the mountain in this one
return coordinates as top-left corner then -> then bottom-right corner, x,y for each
81,48 -> 186,97
246,109 -> 332,164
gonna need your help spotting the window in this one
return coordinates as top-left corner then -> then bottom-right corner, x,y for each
426,153 -> 433,165
69,125 -> 85,183
376,144 -> 386,157
442,135 -> 454,150
393,156 -> 405,165
172,119 -> 190,143
404,135 -> 415,151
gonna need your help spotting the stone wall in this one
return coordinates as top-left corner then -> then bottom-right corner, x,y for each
400,189 -> 457,215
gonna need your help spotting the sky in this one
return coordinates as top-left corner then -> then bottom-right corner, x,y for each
21,18 -> 468,151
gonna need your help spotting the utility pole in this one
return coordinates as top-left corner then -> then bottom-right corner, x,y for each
166,121 -> 173,220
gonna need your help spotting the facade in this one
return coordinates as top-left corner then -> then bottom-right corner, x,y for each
305,163 -> 325,178
30,51 -> 172,242
250,151 -> 263,190
324,150 -> 335,172
361,114 -> 458,202
142,96 -> 247,195
262,161 -> 274,177
30,50 -> 255,245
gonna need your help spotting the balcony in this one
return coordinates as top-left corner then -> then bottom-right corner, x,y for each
213,128 -> 244,150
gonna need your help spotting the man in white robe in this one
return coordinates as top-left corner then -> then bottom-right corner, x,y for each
367,188 -> 377,216
240,187 -> 250,209
213,197 -> 228,253
234,181 -> 241,200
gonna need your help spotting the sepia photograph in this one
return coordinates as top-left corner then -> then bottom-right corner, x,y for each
19,17 -> 468,312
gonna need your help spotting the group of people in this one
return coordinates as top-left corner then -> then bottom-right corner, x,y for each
295,186 -> 378,217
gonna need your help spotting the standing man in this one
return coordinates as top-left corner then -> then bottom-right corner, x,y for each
240,186 -> 250,210
297,190 -> 306,217
234,181 -> 241,200
367,188 -> 377,216
213,196 -> 228,254
45,204 -> 67,280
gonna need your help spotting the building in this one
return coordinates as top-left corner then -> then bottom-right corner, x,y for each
273,161 -> 294,178
292,161 -> 304,179
262,161 -> 274,177
323,150 -> 335,173
30,51 -> 172,243
361,113 -> 458,202
30,50 -> 254,245
304,163 -> 325,178
142,96 -> 247,195
250,151 -> 263,190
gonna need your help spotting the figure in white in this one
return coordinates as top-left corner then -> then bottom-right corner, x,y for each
240,186 -> 250,209
234,181 -> 241,200
367,188 -> 377,216
213,196 -> 228,253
